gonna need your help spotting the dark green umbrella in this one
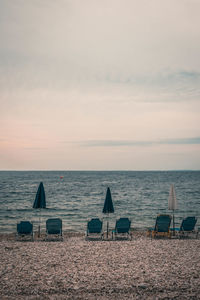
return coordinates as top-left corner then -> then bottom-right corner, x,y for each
102,187 -> 114,238
33,182 -> 46,237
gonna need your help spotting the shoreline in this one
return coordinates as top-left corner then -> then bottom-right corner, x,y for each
1,232 -> 200,299
0,228 -> 199,242
0,229 -> 147,242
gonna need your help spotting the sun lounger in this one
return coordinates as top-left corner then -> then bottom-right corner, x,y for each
16,221 -> 33,241
113,217 -> 131,240
46,218 -> 63,241
178,217 -> 197,238
149,214 -> 172,238
86,218 -> 103,240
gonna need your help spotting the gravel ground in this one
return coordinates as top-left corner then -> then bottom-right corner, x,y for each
0,233 -> 200,299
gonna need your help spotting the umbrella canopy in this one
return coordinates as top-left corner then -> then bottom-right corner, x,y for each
33,182 -> 46,209
102,187 -> 114,214
168,184 -> 177,211
168,184 -> 177,236
102,187 -> 114,239
33,182 -> 46,237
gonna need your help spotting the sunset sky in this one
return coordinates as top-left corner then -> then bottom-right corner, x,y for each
1,0 -> 200,170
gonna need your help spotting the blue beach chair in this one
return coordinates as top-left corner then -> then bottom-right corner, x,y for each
46,218 -> 63,241
113,218 -> 132,240
86,218 -> 103,240
178,217 -> 197,238
16,221 -> 33,241
150,214 -> 172,238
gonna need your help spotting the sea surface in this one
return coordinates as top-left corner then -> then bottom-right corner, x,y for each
0,171 -> 199,233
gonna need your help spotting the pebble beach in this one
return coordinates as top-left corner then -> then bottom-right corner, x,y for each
0,232 -> 200,299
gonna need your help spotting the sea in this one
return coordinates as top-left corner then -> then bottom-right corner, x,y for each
0,171 -> 199,233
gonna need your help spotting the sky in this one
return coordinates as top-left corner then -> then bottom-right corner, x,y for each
0,0 -> 200,170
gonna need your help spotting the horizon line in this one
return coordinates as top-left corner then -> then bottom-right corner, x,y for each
0,169 -> 199,172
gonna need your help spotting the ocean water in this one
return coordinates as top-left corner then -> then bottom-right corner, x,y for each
0,171 -> 199,233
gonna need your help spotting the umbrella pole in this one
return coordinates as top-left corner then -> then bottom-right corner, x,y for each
107,220 -> 109,239
38,209 -> 41,237
106,213 -> 110,239
173,211 -> 175,236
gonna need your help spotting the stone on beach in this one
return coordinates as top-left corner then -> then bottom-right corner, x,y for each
0,233 -> 200,299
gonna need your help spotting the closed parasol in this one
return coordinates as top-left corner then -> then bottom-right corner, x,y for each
102,187 -> 114,239
33,182 -> 46,237
168,184 -> 177,235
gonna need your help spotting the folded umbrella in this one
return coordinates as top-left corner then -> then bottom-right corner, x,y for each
168,184 -> 177,236
33,182 -> 46,237
102,187 -> 114,239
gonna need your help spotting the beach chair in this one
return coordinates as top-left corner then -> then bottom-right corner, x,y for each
46,218 -> 63,241
86,218 -> 103,240
113,217 -> 131,240
178,217 -> 197,238
16,221 -> 33,241
151,214 -> 172,238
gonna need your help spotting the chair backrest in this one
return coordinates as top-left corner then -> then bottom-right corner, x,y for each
46,218 -> 62,234
87,218 -> 102,233
17,221 -> 33,234
180,217 -> 197,231
155,215 -> 172,232
115,218 -> 131,233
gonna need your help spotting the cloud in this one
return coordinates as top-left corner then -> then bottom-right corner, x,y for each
179,71 -> 200,80
78,137 -> 200,148
159,137 -> 200,145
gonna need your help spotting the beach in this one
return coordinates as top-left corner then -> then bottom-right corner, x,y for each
0,232 -> 200,299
